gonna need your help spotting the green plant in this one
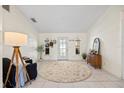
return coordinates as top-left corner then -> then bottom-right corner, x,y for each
81,53 -> 87,60
36,44 -> 44,59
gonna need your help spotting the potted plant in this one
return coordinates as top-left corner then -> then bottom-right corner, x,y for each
36,44 -> 44,59
81,53 -> 87,61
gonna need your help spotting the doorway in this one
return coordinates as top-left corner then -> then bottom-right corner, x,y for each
57,37 -> 68,60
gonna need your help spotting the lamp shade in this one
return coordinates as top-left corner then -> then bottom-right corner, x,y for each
4,32 -> 27,46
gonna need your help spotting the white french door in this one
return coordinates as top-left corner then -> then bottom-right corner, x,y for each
57,37 -> 68,60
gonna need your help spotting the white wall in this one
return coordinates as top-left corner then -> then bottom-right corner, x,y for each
0,5 -> 2,88
87,6 -> 124,78
38,33 -> 88,61
121,11 -> 124,79
2,6 -> 38,62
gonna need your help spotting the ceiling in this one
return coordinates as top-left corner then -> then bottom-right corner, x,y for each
18,5 -> 109,33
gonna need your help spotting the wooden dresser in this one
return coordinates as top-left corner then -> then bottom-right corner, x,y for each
87,54 -> 102,69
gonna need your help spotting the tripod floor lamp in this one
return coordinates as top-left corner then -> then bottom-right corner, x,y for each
4,32 -> 31,88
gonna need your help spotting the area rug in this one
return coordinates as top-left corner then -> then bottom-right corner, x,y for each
39,61 -> 91,83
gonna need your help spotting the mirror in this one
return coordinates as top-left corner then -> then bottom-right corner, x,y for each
92,38 -> 100,54
75,39 -> 80,55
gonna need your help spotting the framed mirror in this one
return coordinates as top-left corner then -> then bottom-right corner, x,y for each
75,39 -> 80,55
92,38 -> 100,54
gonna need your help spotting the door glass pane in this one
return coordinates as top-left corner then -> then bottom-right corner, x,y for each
63,43 -> 66,48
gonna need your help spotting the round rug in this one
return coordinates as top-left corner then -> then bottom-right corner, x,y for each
39,61 -> 91,83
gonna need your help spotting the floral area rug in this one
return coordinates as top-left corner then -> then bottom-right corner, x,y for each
39,61 -> 91,83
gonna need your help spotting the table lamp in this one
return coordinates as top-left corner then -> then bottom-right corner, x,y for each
4,32 -> 31,88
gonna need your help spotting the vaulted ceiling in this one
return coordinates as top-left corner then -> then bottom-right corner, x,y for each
18,5 -> 109,33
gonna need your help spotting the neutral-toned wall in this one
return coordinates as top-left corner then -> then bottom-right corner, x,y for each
87,6 -> 124,78
0,5 -> 2,88
121,11 -> 124,79
2,6 -> 38,62
38,33 -> 88,61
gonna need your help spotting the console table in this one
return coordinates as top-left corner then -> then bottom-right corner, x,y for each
87,54 -> 102,69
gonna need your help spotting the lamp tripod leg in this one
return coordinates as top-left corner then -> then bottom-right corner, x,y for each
18,48 -> 31,84
4,48 -> 15,88
15,47 -> 19,88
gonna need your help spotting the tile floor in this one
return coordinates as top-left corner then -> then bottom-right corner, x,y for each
25,61 -> 124,88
